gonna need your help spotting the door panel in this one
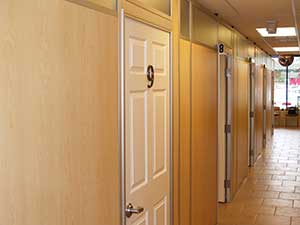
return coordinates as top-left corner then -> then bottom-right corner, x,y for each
125,18 -> 170,225
191,43 -> 218,225
236,60 -> 249,187
179,39 -> 191,225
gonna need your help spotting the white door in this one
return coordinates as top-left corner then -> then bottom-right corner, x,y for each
124,18 -> 170,225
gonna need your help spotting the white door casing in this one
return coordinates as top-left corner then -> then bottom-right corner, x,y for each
218,45 -> 233,203
124,18 -> 170,225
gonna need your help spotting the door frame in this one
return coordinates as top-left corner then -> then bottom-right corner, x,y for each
119,10 -> 174,225
249,58 -> 256,166
263,65 -> 267,148
217,43 -> 233,203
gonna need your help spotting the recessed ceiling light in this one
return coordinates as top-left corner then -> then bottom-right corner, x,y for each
256,27 -> 296,37
273,47 -> 300,52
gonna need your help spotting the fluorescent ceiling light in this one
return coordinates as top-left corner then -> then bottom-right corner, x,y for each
273,47 -> 300,52
256,27 -> 296,37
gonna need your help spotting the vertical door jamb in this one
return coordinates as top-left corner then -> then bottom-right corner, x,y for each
119,9 -> 126,225
217,43 -> 232,203
263,65 -> 267,148
249,59 -> 256,166
225,53 -> 232,202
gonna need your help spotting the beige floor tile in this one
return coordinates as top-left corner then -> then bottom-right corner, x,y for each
242,205 -> 275,216
268,185 -> 295,193
262,170 -> 285,175
251,184 -> 269,191
251,191 -> 279,199
280,192 -> 300,200
255,215 -> 291,225
218,129 -> 300,225
294,200 -> 300,208
219,215 -> 256,225
263,199 -> 293,207
255,180 -> 283,186
292,217 -> 300,225
275,207 -> 300,217
272,175 -> 296,181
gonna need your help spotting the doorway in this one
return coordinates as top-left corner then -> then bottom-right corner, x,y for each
249,59 -> 256,166
218,44 -> 233,203
122,17 -> 171,225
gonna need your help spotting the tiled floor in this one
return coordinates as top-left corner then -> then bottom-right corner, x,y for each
218,129 -> 300,225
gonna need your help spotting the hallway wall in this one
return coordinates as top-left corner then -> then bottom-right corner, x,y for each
0,0 -> 276,225
177,3 -> 275,224
179,38 -> 191,225
191,43 -> 218,225
0,1 -> 119,225
234,59 -> 250,191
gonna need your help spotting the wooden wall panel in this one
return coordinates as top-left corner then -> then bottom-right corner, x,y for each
191,44 -> 218,225
255,66 -> 264,160
179,39 -> 191,225
0,1 -> 119,225
236,60 -> 250,186
231,59 -> 239,197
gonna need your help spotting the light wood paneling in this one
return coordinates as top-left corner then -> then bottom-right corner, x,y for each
236,60 -> 250,186
255,65 -> 264,159
191,43 -> 218,225
179,39 -> 191,225
231,59 -> 239,197
0,1 -> 119,225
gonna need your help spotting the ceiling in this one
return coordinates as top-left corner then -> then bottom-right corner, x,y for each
197,0 -> 300,56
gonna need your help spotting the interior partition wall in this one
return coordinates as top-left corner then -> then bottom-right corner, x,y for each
191,43 -> 218,225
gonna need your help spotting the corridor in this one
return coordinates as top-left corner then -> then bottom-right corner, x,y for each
218,129 -> 300,225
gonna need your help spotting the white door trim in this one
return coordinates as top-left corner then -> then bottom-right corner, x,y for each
119,10 -> 173,225
217,44 -> 233,203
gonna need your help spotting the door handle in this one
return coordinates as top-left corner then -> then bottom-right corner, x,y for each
125,203 -> 144,218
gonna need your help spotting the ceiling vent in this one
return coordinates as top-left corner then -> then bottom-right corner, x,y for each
266,20 -> 278,34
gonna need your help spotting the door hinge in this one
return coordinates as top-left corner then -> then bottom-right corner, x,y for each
224,180 -> 231,188
250,148 -> 255,156
225,124 -> 232,133
226,68 -> 232,78
250,111 -> 255,118
263,134 -> 266,139
263,105 -> 267,110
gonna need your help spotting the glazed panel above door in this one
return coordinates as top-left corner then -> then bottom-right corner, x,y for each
130,0 -> 171,15
67,0 -> 117,11
180,0 -> 190,38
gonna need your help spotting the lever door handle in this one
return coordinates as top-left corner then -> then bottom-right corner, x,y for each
125,203 -> 144,218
